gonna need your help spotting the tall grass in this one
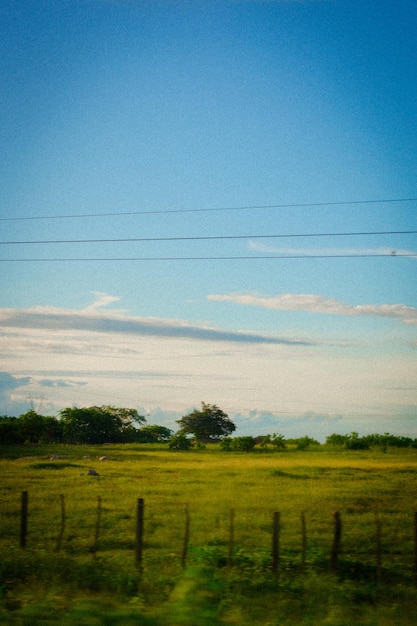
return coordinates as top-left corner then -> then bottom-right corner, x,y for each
1,443 -> 417,624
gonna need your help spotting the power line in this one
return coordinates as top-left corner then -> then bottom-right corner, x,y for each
1,253 -> 416,262
1,196 -> 416,222
0,230 -> 416,246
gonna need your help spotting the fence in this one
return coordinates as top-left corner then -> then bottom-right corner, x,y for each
8,492 -> 417,582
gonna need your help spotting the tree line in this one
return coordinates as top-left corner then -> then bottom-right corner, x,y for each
0,402 -> 233,446
0,406 -> 171,445
0,403 -> 416,450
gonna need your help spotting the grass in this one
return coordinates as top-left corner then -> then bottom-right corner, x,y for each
1,443 -> 417,624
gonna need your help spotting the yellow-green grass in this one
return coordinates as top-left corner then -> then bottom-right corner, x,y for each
1,444 -> 417,625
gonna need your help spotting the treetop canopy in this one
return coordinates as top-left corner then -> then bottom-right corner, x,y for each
176,402 -> 236,443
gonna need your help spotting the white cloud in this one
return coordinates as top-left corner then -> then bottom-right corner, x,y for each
84,291 -> 124,312
248,241 -> 417,258
1,293 -> 416,435
0,292 -> 311,345
208,292 -> 417,324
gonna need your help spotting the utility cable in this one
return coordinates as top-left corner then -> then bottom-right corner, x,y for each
0,230 -> 416,246
1,196 -> 416,222
1,253 -> 416,262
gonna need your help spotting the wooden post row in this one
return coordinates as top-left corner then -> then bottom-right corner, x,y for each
15,493 -> 417,581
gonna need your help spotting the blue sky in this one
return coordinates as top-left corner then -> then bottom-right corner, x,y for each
1,0 -> 416,439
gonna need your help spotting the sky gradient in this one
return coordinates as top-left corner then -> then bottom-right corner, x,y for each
1,0 -> 416,440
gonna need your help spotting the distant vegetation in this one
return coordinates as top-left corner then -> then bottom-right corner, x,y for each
1,403 -> 416,451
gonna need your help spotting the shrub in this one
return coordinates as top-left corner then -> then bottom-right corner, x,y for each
220,436 -> 256,452
231,436 -> 256,452
168,433 -> 193,450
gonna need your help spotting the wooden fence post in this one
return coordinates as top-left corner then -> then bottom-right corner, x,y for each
92,496 -> 102,559
20,491 -> 28,549
135,498 -> 144,569
181,504 -> 190,569
301,512 -> 307,573
272,511 -> 280,577
414,512 -> 417,584
56,494 -> 66,551
228,508 -> 235,569
331,511 -> 342,573
374,511 -> 382,581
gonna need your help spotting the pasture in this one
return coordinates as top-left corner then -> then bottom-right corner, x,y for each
1,443 -> 417,625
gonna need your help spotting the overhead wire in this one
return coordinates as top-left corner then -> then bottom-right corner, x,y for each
1,196 -> 416,222
1,253 -> 416,262
1,197 -> 415,260
0,229 -> 416,246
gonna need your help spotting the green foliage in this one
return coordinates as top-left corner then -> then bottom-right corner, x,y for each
168,433 -> 193,450
219,437 -> 232,451
41,415 -> 64,443
220,436 -> 256,452
252,433 -> 287,450
288,436 -> 321,450
363,432 -> 417,449
176,402 -> 236,443
344,432 -> 370,450
17,410 -> 46,443
326,433 -> 349,447
269,433 -> 287,449
325,432 -> 417,451
0,416 -> 24,444
137,425 -> 173,443
0,413 -> 63,445
60,405 -> 146,444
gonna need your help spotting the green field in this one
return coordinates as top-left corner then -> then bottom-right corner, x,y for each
1,443 -> 417,625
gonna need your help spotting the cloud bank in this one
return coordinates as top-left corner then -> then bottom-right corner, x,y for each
0,296 -> 311,346
208,292 -> 417,324
1,293 -> 415,434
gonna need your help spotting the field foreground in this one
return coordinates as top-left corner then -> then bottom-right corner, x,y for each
1,443 -> 417,625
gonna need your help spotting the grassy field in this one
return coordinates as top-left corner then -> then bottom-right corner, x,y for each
1,443 -> 417,625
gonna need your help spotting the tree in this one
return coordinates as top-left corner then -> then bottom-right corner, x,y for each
41,416 -> 63,443
19,410 -> 47,443
60,405 -> 146,444
269,433 -> 287,449
325,433 -> 349,447
136,425 -> 173,443
168,432 -> 193,450
286,436 -> 320,450
0,416 -> 24,444
176,402 -> 236,443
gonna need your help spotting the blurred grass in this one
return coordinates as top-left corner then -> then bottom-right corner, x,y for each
1,443 -> 417,624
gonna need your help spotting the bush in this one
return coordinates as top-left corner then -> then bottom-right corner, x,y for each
286,436 -> 320,450
232,436 -> 256,452
220,437 -> 232,451
168,433 -> 193,450
220,436 -> 256,452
